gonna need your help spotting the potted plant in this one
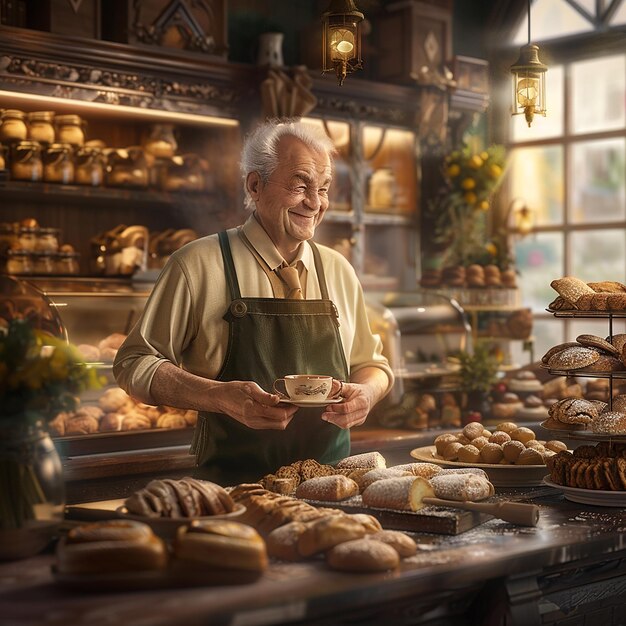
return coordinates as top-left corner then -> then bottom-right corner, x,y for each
452,342 -> 499,422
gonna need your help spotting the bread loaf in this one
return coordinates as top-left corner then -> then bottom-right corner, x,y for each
265,521 -> 308,561
390,463 -> 443,479
334,451 -> 387,471
428,474 -> 494,502
295,475 -> 359,502
550,277 -> 595,303
56,520 -> 167,575
173,520 -> 268,572
326,538 -> 400,572
297,515 -> 366,557
355,468 -> 413,492
365,530 -> 417,558
361,476 -> 435,512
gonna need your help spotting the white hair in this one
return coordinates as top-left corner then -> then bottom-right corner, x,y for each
240,118 -> 336,211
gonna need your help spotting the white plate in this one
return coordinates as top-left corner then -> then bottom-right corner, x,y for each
543,476 -> 626,507
410,445 -> 548,487
278,397 -> 344,408
116,503 -> 246,540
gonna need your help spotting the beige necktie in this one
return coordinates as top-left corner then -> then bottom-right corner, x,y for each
276,263 -> 303,299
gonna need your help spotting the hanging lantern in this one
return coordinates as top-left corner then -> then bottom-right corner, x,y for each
510,1 -> 547,127
322,0 -> 364,86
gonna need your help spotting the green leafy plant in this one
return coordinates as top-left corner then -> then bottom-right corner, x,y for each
452,342 -> 499,394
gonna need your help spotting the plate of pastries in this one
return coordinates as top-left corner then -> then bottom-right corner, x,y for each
411,421 -> 568,486
115,477 -> 246,539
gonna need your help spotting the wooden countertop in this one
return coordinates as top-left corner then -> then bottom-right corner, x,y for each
1,487 -> 625,626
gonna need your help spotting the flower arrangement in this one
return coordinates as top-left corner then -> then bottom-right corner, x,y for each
428,144 -> 508,268
0,318 -> 100,421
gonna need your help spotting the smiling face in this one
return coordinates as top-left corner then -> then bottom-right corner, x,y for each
247,135 -> 332,262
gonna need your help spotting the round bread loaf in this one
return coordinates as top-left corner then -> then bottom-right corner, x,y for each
547,346 -> 600,371
326,538 -> 400,572
434,433 -> 459,456
56,520 -> 167,575
591,411 -> 626,434
173,520 -> 268,572
576,334 -> 620,355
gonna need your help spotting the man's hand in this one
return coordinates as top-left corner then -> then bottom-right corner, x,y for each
213,380 -> 298,430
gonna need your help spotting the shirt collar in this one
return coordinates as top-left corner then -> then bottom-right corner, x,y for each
241,213 -> 312,271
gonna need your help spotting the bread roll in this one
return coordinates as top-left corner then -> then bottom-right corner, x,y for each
354,468 -> 412,492
65,414 -> 99,435
334,451 -> 386,471
326,538 -> 400,572
297,515 -> 366,557
173,520 -> 268,572
98,387 -> 131,413
98,332 -> 127,352
365,530 -> 417,558
295,475 -> 359,501
390,463 -> 443,479
550,277 -> 595,303
428,474 -> 494,502
266,521 -> 308,561
56,520 -> 167,575
361,476 -> 434,512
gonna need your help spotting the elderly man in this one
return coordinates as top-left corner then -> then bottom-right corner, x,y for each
114,119 -> 393,482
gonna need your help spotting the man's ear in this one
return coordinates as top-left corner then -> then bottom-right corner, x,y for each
246,172 -> 262,201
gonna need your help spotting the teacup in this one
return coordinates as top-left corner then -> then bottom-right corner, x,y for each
273,374 -> 336,403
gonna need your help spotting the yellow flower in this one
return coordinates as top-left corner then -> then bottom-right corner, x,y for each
464,191 -> 477,204
446,164 -> 460,177
461,177 -> 476,190
468,155 -> 483,169
480,151 -> 489,161
478,200 -> 490,211
488,164 -> 502,179
485,243 -> 497,256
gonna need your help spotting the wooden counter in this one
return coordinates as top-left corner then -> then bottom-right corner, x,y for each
1,487 -> 625,626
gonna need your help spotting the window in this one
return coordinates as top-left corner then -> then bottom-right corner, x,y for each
503,0 -> 626,362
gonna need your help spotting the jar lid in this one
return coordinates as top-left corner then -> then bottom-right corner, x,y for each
55,114 -> 83,125
6,248 -> 32,256
1,109 -> 26,120
17,225 -> 39,234
38,227 -> 61,235
46,143 -> 73,152
28,111 -> 55,122
14,140 -> 42,150
57,250 -> 80,259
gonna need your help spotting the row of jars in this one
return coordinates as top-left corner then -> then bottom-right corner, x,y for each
1,140 -> 211,191
4,248 -> 80,276
0,221 -> 61,255
0,110 -> 85,146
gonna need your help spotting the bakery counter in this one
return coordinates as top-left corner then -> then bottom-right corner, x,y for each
1,489 -> 625,626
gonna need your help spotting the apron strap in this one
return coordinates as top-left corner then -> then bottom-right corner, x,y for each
309,241 -> 330,301
218,231 -> 241,300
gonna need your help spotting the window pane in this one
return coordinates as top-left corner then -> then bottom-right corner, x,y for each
511,65 -> 564,141
508,145 -> 564,225
514,232 -> 563,311
527,317 -> 565,364
570,229 -> 626,282
571,138 -> 626,224
610,2 -> 626,26
572,55 -> 626,134
513,0 -> 592,45
569,318 -> 626,342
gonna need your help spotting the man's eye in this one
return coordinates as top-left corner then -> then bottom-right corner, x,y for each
319,188 -> 329,195
294,186 -> 307,193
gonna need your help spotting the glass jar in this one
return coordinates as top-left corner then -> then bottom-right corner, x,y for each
43,143 -> 74,184
27,111 -> 55,144
5,249 -> 33,274
143,123 -> 177,159
0,109 -> 28,142
10,141 -> 42,181
0,420 -> 65,560
0,145 -> 6,170
106,147 -> 148,188
0,223 -> 16,255
32,252 -> 55,274
56,249 -> 80,275
55,114 -> 85,147
74,145 -> 104,186
35,227 -> 60,253
17,226 -> 38,251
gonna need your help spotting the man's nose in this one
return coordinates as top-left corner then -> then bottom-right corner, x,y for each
303,190 -> 322,210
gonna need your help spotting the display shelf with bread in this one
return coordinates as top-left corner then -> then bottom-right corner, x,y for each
539,279 -> 626,503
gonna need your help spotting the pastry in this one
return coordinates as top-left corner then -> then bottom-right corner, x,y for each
502,440 -> 525,463
56,520 -> 167,575
434,433 -> 459,456
591,411 -> 626,434
550,276 -> 595,304
265,521 -> 308,561
479,442 -> 504,464
488,431 -> 512,445
442,441 -> 464,461
98,387 -> 131,413
457,444 -> 481,463
156,413 -> 188,429
65,413 -> 99,435
361,476 -> 430,511
173,520 -> 268,572
461,422 -> 485,440
365,530 -> 417,558
506,370 -> 543,393
354,468 -> 412,492
509,426 -> 535,444
334,451 -> 386,471
326,538 -> 400,572
297,515 -> 366,557
295,475 -> 359,501
429,473 -> 494,501
389,463 -> 443,479
515,395 -> 549,421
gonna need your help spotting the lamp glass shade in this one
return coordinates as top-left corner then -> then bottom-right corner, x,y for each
510,44 -> 547,127
322,1 -> 364,85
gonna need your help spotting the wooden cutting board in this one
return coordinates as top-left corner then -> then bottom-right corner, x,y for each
304,495 -> 491,535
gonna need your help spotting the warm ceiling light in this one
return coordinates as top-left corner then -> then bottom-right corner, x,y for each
322,0 -> 364,86
510,0 -> 547,127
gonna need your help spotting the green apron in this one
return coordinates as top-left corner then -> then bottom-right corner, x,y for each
190,230 -> 350,483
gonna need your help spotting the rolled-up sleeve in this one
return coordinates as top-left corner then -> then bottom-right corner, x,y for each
113,257 -> 196,404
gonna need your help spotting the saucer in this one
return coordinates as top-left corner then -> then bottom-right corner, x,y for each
278,397 -> 344,408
